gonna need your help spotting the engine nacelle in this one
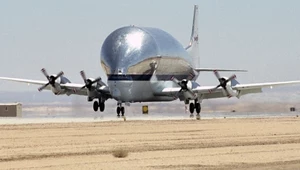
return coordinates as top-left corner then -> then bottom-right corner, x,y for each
87,78 -> 95,84
51,84 -> 62,95
85,78 -> 100,98
50,75 -> 71,84
221,77 -> 238,97
49,75 -> 71,95
179,79 -> 193,90
87,77 -> 105,87
180,79 -> 197,100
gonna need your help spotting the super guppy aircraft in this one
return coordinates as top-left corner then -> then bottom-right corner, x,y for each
1,5 -> 300,118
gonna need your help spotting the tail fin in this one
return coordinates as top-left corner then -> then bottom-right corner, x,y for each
185,5 -> 199,68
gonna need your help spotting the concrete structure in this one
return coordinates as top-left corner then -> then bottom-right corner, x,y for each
0,103 -> 22,117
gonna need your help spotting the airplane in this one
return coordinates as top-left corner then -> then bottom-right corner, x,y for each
1,5 -> 300,119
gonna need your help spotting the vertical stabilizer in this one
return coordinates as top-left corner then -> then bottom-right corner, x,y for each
185,5 -> 199,68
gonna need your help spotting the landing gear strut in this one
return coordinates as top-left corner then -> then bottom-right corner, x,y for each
116,103 -> 125,117
188,100 -> 201,119
93,100 -> 105,112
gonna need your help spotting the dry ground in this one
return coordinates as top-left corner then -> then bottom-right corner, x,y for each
1,117 -> 300,169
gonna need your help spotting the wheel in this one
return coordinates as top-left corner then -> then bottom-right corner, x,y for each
121,107 -> 125,117
93,101 -> 99,112
117,107 -> 121,117
189,103 -> 195,114
195,103 -> 201,114
99,102 -> 105,112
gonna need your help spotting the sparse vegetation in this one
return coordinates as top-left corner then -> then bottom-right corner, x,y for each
112,148 -> 128,158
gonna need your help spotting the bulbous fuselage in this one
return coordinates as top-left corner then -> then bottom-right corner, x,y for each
100,26 -> 196,102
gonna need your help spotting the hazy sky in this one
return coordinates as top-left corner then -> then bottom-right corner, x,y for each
1,0 -> 300,91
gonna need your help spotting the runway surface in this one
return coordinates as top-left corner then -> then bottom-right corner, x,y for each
3,110 -> 298,125
1,117 -> 300,169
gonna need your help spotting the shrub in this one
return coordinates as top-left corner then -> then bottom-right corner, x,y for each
112,148 -> 128,158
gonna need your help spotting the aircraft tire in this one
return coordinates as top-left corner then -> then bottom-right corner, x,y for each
189,103 -> 195,114
117,107 -> 121,117
195,103 -> 201,113
121,107 -> 125,117
99,102 -> 105,112
93,101 -> 99,112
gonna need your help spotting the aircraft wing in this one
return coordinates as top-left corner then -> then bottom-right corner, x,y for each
0,77 -> 48,86
0,77 -> 54,91
162,86 -> 219,94
159,80 -> 300,100
194,68 -> 247,72
0,77 -> 109,96
232,81 -> 300,90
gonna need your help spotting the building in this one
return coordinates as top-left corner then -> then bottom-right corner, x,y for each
0,103 -> 22,117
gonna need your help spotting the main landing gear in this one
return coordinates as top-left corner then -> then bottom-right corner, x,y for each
188,100 -> 201,119
116,103 -> 125,118
93,99 -> 105,112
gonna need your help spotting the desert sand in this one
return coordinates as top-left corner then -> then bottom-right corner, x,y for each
1,117 -> 300,170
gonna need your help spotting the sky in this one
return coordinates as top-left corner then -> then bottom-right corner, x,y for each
0,0 -> 300,92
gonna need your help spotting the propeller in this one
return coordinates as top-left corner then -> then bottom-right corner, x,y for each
171,76 -> 196,98
209,70 -> 236,97
80,70 -> 101,90
38,68 -> 64,92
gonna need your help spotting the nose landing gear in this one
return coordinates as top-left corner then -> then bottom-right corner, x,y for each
116,103 -> 125,118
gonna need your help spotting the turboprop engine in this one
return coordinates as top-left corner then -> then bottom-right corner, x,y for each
38,68 -> 71,95
209,70 -> 239,98
171,77 -> 196,100
80,70 -> 105,101
219,77 -> 238,97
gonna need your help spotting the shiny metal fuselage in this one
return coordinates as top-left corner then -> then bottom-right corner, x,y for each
101,26 -> 197,102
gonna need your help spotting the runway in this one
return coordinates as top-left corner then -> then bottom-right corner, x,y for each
0,112 -> 299,125
0,110 -> 298,125
0,117 -> 300,169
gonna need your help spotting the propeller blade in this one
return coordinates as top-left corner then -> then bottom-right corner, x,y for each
80,70 -> 88,84
227,74 -> 236,82
224,89 -> 232,98
171,76 -> 196,98
55,71 -> 64,79
80,85 -> 87,89
209,84 -> 221,93
187,88 -> 196,97
214,70 -> 221,80
39,69 -> 64,91
80,71 -> 102,90
211,71 -> 236,98
41,68 -> 50,80
91,77 -> 101,84
38,82 -> 50,92
171,76 -> 180,84
222,86 -> 232,98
